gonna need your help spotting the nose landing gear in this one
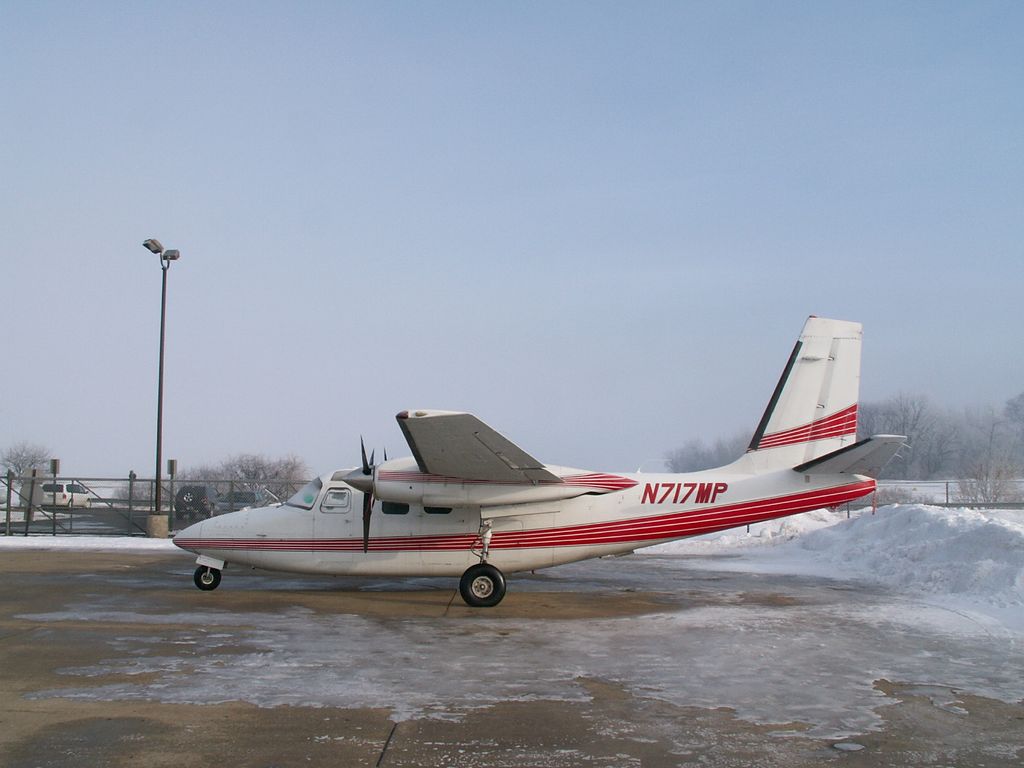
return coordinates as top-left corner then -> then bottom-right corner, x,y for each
193,566 -> 222,591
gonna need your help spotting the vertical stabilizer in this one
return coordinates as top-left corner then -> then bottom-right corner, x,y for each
737,316 -> 862,473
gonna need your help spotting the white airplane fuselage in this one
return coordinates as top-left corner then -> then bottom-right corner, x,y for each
172,317 -> 902,605
174,457 -> 875,577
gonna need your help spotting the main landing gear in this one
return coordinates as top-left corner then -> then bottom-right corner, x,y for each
459,519 -> 507,607
193,566 -> 222,591
459,563 -> 506,607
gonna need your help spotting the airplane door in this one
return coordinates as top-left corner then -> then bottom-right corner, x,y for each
313,486 -> 356,567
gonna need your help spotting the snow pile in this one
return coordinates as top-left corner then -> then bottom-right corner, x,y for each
647,507 -> 856,552
793,505 -> 1024,602
650,504 -> 1024,610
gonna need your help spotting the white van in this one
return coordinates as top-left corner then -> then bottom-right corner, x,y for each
31,481 -> 92,509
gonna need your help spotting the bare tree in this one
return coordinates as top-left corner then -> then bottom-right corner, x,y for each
665,430 -> 749,472
1006,391 -> 1024,426
915,415 -> 959,479
1006,390 -> 1024,455
1,441 -> 52,476
184,453 -> 311,502
954,407 -> 1022,503
855,401 -> 888,442
857,393 -> 954,479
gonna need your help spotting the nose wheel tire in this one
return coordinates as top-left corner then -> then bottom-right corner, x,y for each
193,566 -> 222,591
459,563 -> 506,607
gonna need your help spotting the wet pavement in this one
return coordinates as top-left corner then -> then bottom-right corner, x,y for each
1,549 -> 1022,766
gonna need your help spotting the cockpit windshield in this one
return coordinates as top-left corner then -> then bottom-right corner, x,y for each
285,478 -> 323,510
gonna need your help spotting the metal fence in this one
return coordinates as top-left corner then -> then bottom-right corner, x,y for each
3,473 -> 1022,537
2,472 -> 307,536
876,479 -> 1024,508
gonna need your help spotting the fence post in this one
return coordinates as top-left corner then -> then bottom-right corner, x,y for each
25,469 -> 38,536
167,459 -> 176,533
128,470 -> 136,536
51,460 -> 59,537
4,469 -> 12,536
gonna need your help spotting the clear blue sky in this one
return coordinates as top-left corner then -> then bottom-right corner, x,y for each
2,2 -> 1022,477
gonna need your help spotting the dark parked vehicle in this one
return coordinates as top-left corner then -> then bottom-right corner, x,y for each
221,489 -> 268,511
174,484 -> 221,523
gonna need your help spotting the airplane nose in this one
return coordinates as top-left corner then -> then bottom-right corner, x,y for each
173,519 -> 205,551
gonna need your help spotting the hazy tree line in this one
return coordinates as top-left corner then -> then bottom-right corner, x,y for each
858,392 -> 1024,483
666,390 -> 1024,490
5,390 -> 1024,496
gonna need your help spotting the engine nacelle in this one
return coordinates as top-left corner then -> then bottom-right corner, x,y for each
373,476 -> 592,508
369,457 -> 638,508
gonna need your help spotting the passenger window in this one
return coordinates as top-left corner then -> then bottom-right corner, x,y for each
382,501 -> 409,515
424,506 -> 452,515
320,489 -> 351,513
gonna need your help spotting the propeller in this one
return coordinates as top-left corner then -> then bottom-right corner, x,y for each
347,437 -> 378,553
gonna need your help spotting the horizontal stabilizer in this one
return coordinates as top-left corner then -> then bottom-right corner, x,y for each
793,434 -> 906,478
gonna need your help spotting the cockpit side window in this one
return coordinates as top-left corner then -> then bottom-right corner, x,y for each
320,488 -> 351,513
285,478 -> 323,510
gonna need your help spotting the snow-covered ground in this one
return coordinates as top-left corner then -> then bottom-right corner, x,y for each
0,534 -> 176,551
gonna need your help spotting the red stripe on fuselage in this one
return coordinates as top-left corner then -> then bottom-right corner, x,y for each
174,480 -> 874,555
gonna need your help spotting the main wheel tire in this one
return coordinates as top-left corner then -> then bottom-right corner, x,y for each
193,566 -> 222,591
459,563 -> 506,607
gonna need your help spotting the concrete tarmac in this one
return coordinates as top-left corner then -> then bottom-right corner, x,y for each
1,549 -> 1022,767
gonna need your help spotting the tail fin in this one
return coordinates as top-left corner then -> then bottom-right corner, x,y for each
736,316 -> 862,473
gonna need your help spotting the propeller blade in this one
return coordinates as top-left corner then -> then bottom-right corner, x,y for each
358,437 -> 377,550
360,437 -> 370,475
362,489 -> 373,553
383,447 -> 388,462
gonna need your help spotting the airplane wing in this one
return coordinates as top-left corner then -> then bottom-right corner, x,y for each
793,434 -> 906,478
396,410 -> 561,484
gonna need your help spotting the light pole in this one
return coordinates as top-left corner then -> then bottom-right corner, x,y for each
142,238 -> 180,535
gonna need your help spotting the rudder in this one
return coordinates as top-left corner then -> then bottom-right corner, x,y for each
740,316 -> 862,472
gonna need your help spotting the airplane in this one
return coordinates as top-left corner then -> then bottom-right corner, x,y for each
173,316 -> 905,607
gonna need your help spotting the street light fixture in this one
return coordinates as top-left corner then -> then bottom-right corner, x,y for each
142,237 -> 180,533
